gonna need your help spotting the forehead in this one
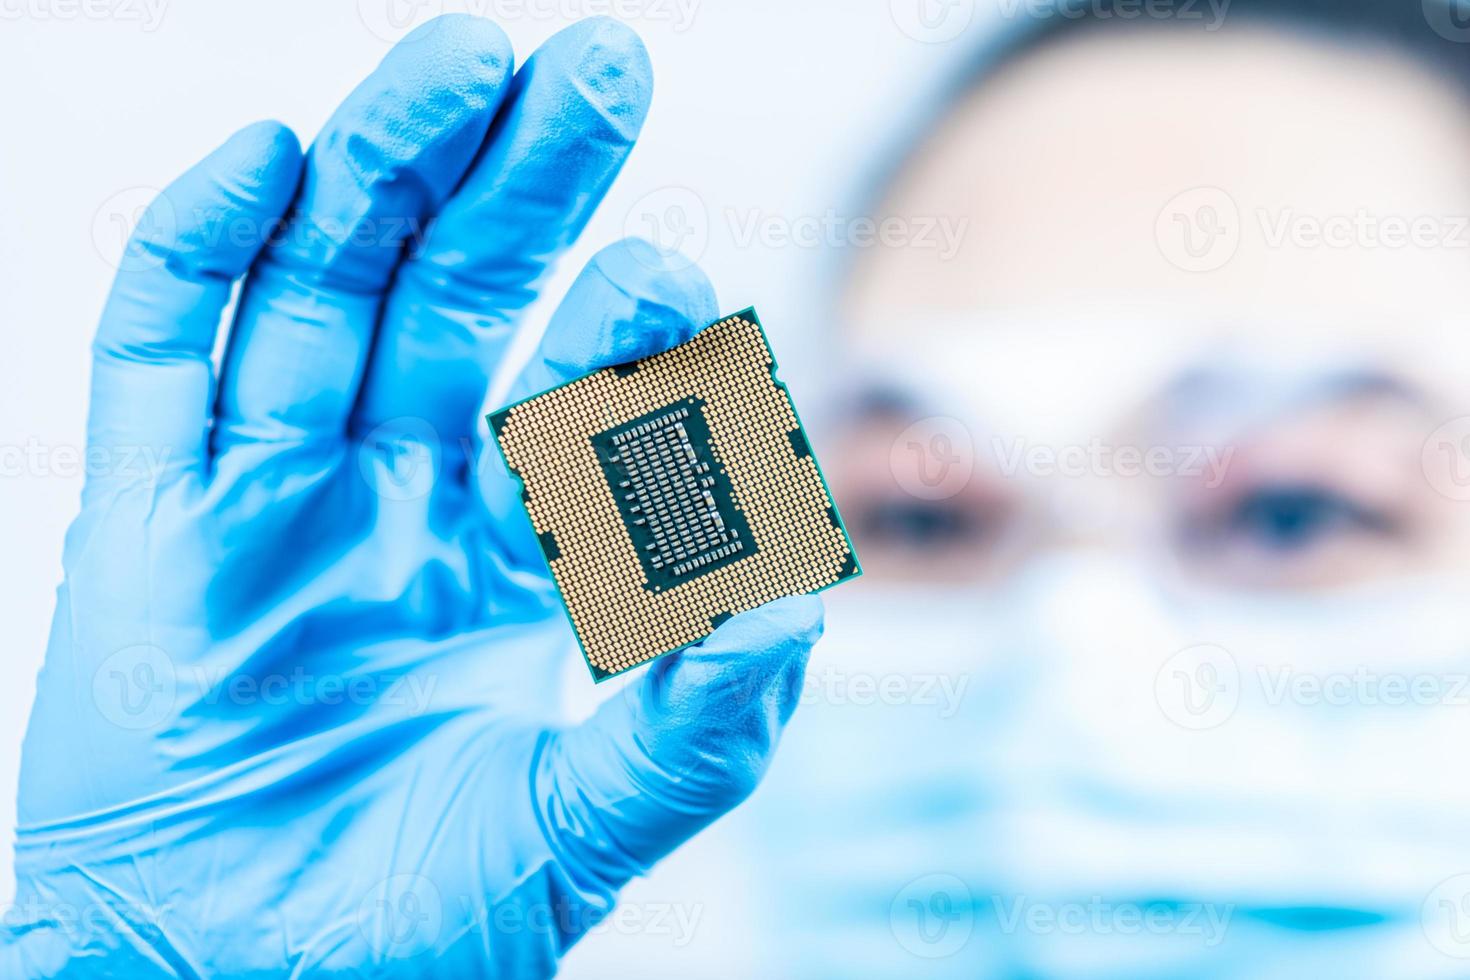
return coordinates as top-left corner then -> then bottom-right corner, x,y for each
841,22 -> 1470,379
852,316 -> 1459,451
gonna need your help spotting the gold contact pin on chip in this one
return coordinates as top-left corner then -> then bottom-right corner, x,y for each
489,308 -> 860,680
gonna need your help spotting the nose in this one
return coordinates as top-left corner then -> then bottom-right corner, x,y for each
999,550 -> 1182,665
1024,466 -> 1160,555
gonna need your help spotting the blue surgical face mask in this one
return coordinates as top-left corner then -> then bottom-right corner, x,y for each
731,558 -> 1470,979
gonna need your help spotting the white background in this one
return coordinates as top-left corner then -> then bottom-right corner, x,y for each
0,0 -> 984,969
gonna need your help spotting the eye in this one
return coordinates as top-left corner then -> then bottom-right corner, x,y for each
820,402 -> 1030,584
1155,388 -> 1445,589
1169,474 -> 1418,590
1219,484 -> 1396,553
843,490 -> 1023,585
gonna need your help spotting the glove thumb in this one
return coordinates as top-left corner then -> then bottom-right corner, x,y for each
534,595 -> 823,889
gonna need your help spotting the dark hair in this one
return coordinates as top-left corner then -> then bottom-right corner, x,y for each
841,0 -> 1470,282
971,0 -> 1470,89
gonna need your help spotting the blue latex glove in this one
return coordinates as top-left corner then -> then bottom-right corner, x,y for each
2,16 -> 821,977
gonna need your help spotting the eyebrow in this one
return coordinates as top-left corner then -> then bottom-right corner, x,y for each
842,363 -> 1433,438
1160,364 -> 1431,429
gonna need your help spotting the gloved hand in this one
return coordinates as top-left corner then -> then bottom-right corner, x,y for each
1,16 -> 821,978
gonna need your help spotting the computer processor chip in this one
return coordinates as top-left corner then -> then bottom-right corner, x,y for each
489,308 -> 860,680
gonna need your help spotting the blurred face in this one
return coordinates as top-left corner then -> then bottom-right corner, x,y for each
750,28 -> 1470,975
830,23 -> 1470,594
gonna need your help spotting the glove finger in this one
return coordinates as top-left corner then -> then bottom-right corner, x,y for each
479,236 -> 716,568
87,121 -> 301,490
533,595 -> 822,891
355,17 -> 654,448
211,15 -> 513,457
